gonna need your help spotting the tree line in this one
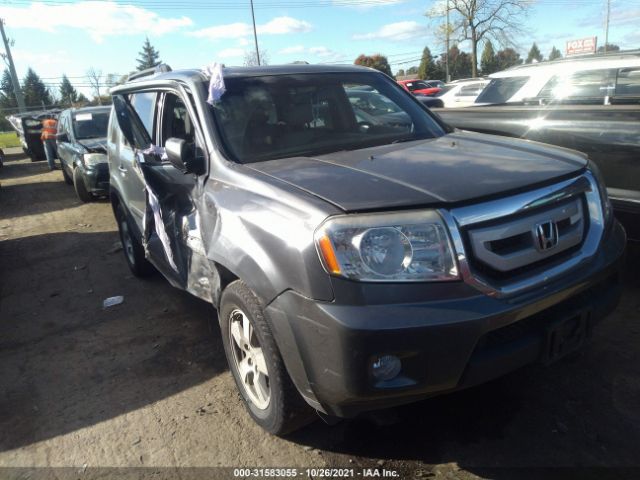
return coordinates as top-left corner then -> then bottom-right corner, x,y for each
0,37 -> 162,130
355,41 -> 623,82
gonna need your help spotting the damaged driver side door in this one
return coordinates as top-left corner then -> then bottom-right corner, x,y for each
112,88 -> 213,301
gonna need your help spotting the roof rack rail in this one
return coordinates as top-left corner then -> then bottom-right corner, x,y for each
127,63 -> 172,83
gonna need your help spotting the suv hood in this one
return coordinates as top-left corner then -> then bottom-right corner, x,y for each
78,137 -> 107,154
248,131 -> 587,212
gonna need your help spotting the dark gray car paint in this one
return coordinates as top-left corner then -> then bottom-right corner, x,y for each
108,66 -> 625,418
435,104 -> 640,210
247,131 -> 587,212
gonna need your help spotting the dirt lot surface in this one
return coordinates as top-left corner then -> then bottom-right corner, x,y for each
1,151 -> 640,479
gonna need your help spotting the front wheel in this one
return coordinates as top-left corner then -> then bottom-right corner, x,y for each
73,166 -> 93,202
61,164 -> 73,185
115,204 -> 154,277
220,281 -> 314,435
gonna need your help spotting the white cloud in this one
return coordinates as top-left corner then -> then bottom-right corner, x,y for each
276,45 -> 343,62
190,16 -> 312,41
217,48 -> 246,59
308,46 -> 337,58
353,21 -> 430,42
0,1 -> 192,42
189,22 -> 251,40
279,45 -> 306,55
333,0 -> 405,10
259,17 -> 312,35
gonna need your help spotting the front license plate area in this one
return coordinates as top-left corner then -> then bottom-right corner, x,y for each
542,311 -> 592,365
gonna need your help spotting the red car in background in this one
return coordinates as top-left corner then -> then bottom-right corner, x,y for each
397,79 -> 443,96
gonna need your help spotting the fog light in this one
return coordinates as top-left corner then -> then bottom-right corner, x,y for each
371,355 -> 401,381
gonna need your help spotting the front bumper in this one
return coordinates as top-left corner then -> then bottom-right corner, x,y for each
266,220 -> 626,417
83,162 -> 110,195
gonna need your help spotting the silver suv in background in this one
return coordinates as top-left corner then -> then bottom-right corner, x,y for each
475,53 -> 640,105
107,64 -> 625,435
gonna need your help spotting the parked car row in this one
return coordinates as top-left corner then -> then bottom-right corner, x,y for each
104,63 -> 625,436
435,51 -> 640,239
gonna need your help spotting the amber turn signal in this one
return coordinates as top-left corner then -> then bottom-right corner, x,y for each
318,234 -> 341,275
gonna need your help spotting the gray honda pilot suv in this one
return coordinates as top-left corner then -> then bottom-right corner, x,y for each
107,64 -> 625,435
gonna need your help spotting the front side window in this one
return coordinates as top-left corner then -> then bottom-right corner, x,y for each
161,93 -> 196,144
538,69 -> 615,101
615,67 -> 640,96
209,73 -> 446,163
475,76 -> 529,104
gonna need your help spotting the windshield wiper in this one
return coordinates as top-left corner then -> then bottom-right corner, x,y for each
392,135 -> 430,144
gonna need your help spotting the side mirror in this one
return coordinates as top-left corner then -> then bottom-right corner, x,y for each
57,132 -> 69,143
165,137 -> 205,175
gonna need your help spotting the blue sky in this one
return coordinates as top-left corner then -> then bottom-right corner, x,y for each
0,0 -> 639,97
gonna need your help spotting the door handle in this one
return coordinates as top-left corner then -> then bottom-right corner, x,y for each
118,165 -> 127,174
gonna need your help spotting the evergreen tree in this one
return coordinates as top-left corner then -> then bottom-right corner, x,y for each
0,69 -> 17,109
526,42 -> 543,63
354,54 -> 392,76
396,68 -> 405,77
59,74 -> 79,105
480,40 -> 498,75
417,46 -> 436,80
548,46 -> 562,61
136,37 -> 161,71
406,66 -> 419,76
597,44 -> 620,53
448,45 -> 473,80
22,68 -> 52,107
495,48 -> 522,71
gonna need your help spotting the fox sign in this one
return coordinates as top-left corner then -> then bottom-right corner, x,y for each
566,37 -> 598,56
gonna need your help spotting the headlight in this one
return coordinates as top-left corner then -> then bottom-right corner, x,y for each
588,161 -> 612,224
315,210 -> 459,282
83,153 -> 107,166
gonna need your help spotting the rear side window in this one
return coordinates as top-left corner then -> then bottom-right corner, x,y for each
129,92 -> 157,138
456,83 -> 484,97
538,69 -> 615,101
616,67 -> 640,96
475,76 -> 529,104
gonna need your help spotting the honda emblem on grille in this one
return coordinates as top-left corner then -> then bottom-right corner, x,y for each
533,220 -> 559,252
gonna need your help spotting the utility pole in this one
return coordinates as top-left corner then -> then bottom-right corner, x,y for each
445,0 -> 450,82
249,0 -> 261,66
604,0 -> 610,53
0,19 -> 26,113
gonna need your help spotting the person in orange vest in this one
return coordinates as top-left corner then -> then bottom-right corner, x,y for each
41,114 -> 58,170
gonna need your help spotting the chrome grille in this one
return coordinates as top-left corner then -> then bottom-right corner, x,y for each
439,173 -> 606,298
466,197 -> 586,273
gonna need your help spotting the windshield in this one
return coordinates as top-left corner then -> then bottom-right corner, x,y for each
406,81 -> 430,91
474,76 -> 529,104
209,72 -> 446,164
73,111 -> 110,140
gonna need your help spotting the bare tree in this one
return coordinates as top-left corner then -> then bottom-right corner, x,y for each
243,50 -> 269,67
428,0 -> 530,77
86,67 -> 103,105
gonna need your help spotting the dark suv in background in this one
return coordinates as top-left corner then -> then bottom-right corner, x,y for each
56,106 -> 111,202
107,64 -> 625,435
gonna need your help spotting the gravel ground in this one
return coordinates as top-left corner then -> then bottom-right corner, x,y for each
1,151 -> 639,479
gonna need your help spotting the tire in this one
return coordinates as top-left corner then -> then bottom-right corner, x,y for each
115,203 -> 154,277
61,164 -> 73,185
73,166 -> 93,202
220,280 -> 315,435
